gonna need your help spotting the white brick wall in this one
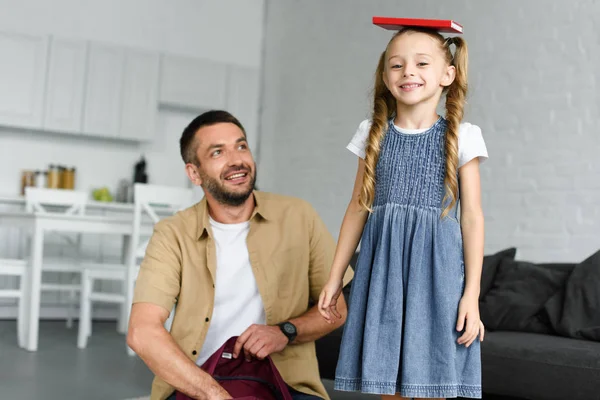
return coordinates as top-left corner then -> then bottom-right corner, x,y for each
258,0 -> 600,263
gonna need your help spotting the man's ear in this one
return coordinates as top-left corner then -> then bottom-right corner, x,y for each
185,164 -> 203,186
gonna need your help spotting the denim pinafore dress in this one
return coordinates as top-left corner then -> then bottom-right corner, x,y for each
334,117 -> 482,399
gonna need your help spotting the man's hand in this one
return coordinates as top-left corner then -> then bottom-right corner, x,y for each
232,324 -> 288,361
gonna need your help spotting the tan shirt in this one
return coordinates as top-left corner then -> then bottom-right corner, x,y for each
133,191 -> 353,400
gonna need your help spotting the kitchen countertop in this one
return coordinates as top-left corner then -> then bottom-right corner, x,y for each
0,194 -> 137,212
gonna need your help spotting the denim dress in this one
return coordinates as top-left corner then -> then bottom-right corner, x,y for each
335,117 -> 482,399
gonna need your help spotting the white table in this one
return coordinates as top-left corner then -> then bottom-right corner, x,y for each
0,194 -> 136,213
0,211 -> 135,351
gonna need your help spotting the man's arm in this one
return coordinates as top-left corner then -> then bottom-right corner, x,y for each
127,223 -> 230,400
127,304 -> 230,400
289,293 -> 348,343
231,296 -> 347,361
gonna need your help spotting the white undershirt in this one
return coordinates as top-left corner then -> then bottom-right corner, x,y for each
195,217 -> 266,366
346,119 -> 489,167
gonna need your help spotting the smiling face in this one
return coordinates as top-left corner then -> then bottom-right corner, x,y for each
383,31 -> 456,107
187,122 -> 256,206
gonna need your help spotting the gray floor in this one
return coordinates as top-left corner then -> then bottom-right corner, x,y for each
0,320 -> 373,400
0,320 -> 154,399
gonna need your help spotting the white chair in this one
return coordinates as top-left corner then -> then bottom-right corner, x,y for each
77,183 -> 195,351
0,257 -> 29,348
24,187 -> 88,329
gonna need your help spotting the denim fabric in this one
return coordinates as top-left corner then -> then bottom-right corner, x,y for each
334,118 -> 482,399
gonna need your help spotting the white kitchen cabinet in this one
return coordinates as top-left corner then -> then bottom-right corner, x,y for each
159,54 -> 228,110
0,31 -> 48,129
42,37 -> 88,133
0,28 -> 247,144
119,50 -> 160,141
82,43 -> 125,137
226,66 -> 261,152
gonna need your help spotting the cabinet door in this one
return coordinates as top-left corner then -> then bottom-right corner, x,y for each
226,66 -> 260,153
159,55 -> 228,110
82,44 -> 124,137
119,50 -> 160,141
42,37 -> 87,133
0,31 -> 48,128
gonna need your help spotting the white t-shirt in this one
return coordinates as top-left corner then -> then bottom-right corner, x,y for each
195,217 -> 266,366
347,119 -> 489,168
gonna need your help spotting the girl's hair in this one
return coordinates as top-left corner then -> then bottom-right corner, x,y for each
360,28 -> 468,219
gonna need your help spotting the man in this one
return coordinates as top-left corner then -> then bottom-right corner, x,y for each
127,110 -> 353,400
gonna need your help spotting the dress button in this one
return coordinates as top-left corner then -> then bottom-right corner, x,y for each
192,350 -> 197,355
205,317 -> 210,322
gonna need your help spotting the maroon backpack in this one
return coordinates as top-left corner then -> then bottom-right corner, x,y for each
176,336 -> 293,400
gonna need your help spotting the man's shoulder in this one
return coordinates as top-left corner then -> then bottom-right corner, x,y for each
256,191 -> 315,216
152,202 -> 200,238
258,191 -> 309,206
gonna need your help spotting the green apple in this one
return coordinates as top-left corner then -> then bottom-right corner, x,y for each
93,187 -> 113,202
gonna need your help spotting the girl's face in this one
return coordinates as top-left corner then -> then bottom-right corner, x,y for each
383,32 -> 456,107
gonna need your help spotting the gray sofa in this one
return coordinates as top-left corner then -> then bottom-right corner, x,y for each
315,249 -> 600,400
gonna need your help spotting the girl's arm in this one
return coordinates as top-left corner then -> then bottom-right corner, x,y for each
318,158 -> 369,322
458,158 -> 485,298
328,158 -> 370,282
456,157 -> 486,347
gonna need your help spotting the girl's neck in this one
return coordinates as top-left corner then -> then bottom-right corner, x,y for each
394,103 -> 440,130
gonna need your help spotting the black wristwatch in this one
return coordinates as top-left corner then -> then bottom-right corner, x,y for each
278,321 -> 297,344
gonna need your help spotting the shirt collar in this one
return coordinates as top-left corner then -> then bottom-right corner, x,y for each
196,190 -> 271,239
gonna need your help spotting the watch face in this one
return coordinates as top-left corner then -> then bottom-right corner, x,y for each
283,323 -> 295,334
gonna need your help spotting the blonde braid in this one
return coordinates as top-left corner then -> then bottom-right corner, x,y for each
441,36 -> 468,218
360,50 -> 397,212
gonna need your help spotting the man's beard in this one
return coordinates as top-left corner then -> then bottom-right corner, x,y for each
200,168 -> 256,207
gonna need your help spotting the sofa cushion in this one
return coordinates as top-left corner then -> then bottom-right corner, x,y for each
480,258 -> 571,333
543,249 -> 600,341
481,331 -> 600,399
480,247 -> 517,301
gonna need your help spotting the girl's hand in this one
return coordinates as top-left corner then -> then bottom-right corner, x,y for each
456,293 -> 485,347
318,279 -> 343,324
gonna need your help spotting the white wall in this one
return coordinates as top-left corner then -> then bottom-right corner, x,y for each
259,0 -> 600,263
0,0 -> 265,196
0,0 -> 264,67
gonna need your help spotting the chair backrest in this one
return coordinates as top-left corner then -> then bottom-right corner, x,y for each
134,183 -> 195,224
25,187 -> 88,215
129,183 -> 195,260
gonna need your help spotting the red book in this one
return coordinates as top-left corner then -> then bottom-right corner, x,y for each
372,17 -> 463,34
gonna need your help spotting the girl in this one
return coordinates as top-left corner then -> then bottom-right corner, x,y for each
318,27 -> 488,400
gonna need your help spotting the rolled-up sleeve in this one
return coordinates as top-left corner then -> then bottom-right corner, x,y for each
133,220 -> 182,313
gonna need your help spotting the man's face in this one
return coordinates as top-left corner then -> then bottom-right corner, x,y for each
187,122 -> 256,206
